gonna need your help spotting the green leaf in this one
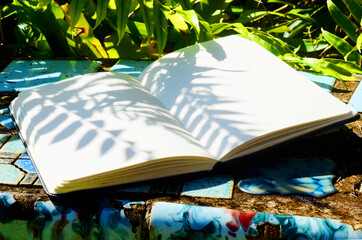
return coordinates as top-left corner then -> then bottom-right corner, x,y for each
127,20 -> 149,38
153,0 -> 168,56
342,0 -> 362,23
69,0 -> 86,30
231,23 -> 249,38
282,38 -> 329,52
248,28 -> 292,56
95,0 -> 109,29
266,25 -> 291,33
284,21 -> 308,39
198,20 -> 213,42
327,0 -> 358,43
193,0 -> 232,23
177,9 -> 200,36
178,0 -> 192,10
239,10 -> 284,24
322,29 -> 361,64
210,23 -> 230,35
266,0 -> 295,6
324,58 -> 362,74
286,13 -> 319,25
313,60 -> 355,80
282,55 -> 361,80
104,33 -> 146,59
210,22 -> 249,38
51,3 -> 65,19
33,6 -> 75,57
36,0 -> 51,9
137,0 -> 154,42
168,10 -> 188,32
357,33 -> 362,52
115,0 -> 131,45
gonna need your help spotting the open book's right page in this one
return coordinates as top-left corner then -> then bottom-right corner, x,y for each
138,35 -> 357,161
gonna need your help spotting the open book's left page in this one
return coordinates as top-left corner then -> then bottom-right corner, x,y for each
10,72 -> 215,194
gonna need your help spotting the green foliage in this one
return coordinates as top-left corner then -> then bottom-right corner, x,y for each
69,0 -> 86,30
1,0 -> 361,80
94,0 -> 109,29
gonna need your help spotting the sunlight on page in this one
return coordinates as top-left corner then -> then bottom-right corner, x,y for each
10,72 -> 215,191
138,36 -> 354,160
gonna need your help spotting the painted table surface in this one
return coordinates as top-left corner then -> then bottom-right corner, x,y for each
0,60 -> 101,92
0,60 -> 361,239
348,80 -> 362,112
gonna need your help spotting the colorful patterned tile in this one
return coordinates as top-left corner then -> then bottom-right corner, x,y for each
109,60 -> 152,77
181,176 -> 234,199
0,134 -> 26,154
15,159 -> 37,173
0,60 -> 101,92
0,164 -> 25,185
33,178 -> 43,186
150,202 -> 362,240
237,157 -> 336,198
0,115 -> 15,129
0,152 -> 20,159
299,71 -> 336,92
0,133 -> 11,148
348,80 -> 362,112
20,173 -> 38,185
0,108 -> 9,115
19,152 -> 30,159
0,158 -> 15,164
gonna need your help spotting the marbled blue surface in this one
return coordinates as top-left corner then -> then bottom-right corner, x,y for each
2,196 -> 360,239
0,192 -> 16,215
150,202 -> 362,239
238,157 -> 337,198
0,196 -> 143,239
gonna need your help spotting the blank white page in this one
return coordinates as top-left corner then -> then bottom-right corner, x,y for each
138,35 -> 355,160
10,72 -> 214,192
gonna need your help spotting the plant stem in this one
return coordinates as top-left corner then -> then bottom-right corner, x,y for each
0,9 -> 4,43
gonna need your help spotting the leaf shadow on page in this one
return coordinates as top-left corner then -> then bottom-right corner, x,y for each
13,72 -> 207,172
139,40 -> 261,159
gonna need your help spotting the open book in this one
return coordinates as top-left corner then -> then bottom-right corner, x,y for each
9,35 -> 359,195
